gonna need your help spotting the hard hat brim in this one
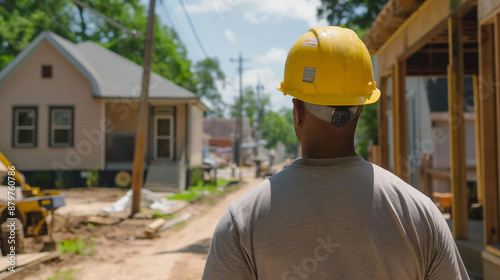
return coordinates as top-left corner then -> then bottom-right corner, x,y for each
277,87 -> 381,106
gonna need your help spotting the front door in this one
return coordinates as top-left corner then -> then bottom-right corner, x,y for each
154,116 -> 173,160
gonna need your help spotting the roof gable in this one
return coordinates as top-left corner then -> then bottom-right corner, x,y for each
0,31 -> 198,100
0,31 -> 100,96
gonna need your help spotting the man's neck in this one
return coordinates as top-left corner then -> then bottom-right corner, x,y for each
301,144 -> 357,159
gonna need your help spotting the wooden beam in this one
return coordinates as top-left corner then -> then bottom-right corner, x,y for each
479,23 -> 499,244
495,13 -> 500,239
448,16 -> 468,239
392,60 -> 408,181
473,76 -> 484,206
378,77 -> 390,170
420,152 -> 430,197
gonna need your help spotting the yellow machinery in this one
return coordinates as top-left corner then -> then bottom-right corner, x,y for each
0,151 -> 65,255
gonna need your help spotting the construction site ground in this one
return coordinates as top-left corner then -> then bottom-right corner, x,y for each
15,176 -> 264,280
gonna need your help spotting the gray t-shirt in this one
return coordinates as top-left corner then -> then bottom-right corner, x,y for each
203,156 -> 469,279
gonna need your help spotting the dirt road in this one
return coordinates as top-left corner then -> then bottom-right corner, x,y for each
25,178 -> 262,280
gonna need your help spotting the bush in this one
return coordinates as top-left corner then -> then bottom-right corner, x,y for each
54,172 -> 70,189
86,168 -> 99,188
189,168 -> 204,187
32,171 -> 54,188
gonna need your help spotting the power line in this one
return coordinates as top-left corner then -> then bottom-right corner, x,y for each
72,0 -> 139,38
158,0 -> 175,30
177,0 -> 209,58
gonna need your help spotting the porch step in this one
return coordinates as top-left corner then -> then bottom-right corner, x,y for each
144,162 -> 181,192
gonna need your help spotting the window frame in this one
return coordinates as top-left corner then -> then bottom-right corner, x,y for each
49,106 -> 74,147
12,107 -> 38,148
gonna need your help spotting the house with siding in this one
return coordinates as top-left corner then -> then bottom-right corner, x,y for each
0,31 -> 206,191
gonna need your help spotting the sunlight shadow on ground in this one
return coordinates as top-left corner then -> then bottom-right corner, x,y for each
157,238 -> 211,255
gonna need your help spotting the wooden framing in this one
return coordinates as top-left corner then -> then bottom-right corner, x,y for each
473,76 -> 484,205
496,14 -> 500,225
391,60 -> 408,182
375,0 -> 451,74
479,23 -> 500,245
378,77 -> 390,170
448,16 -> 469,239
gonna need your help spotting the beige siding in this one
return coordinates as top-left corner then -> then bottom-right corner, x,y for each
190,104 -> 204,166
0,42 -> 103,171
105,102 -> 139,133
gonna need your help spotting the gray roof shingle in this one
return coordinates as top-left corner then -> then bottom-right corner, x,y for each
76,40 -> 197,99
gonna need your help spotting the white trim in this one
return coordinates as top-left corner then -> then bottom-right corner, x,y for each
0,31 -> 100,96
154,115 -> 173,160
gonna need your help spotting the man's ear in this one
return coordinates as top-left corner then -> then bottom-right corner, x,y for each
292,98 -> 305,127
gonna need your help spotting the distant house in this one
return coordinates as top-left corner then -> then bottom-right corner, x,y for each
0,31 -> 206,191
203,118 -> 253,164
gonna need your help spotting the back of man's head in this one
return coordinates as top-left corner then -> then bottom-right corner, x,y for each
277,26 -> 380,157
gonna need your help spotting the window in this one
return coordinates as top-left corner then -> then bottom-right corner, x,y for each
49,107 -> 73,147
42,65 -> 52,78
106,133 -> 135,162
13,107 -> 37,147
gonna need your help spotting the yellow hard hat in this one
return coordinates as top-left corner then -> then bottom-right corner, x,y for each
278,26 -> 380,106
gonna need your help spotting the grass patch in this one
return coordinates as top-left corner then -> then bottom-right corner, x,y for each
46,269 -> 79,280
57,238 -> 96,256
150,211 -> 175,219
171,220 -> 190,232
168,179 -> 231,202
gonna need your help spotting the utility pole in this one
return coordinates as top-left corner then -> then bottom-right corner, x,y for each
230,53 -> 249,182
256,76 -> 264,145
130,0 -> 156,216
254,77 -> 265,178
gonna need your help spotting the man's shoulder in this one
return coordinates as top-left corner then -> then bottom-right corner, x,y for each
370,162 -> 435,207
228,179 -> 272,216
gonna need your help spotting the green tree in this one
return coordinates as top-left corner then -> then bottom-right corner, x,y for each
317,0 -> 387,35
230,86 -> 270,126
193,58 -> 226,117
262,109 -> 298,155
0,0 -> 77,69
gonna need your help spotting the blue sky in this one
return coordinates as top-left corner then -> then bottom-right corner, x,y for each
151,0 -> 329,112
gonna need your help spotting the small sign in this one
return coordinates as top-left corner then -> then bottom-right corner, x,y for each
303,67 -> 316,83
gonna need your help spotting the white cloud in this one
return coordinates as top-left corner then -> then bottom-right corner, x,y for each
225,30 -> 237,42
185,0 -> 328,27
217,67 -> 293,114
256,47 -> 287,64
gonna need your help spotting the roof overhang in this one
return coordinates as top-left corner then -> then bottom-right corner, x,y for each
364,0 -> 424,54
101,96 -> 209,111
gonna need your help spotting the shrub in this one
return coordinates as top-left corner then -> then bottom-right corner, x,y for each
32,172 -> 54,188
